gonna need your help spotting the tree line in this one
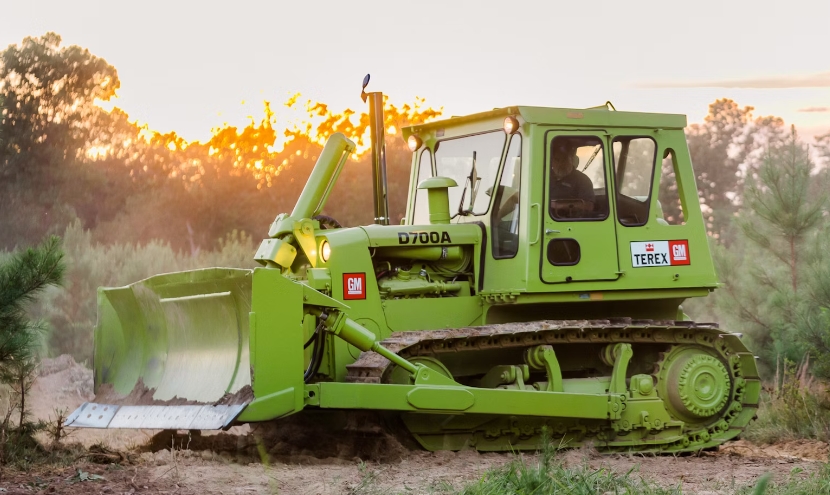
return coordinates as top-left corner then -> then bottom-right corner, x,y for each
1,33 -> 830,379
0,33 -> 439,253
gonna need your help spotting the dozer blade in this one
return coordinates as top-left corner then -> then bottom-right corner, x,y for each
66,268 -> 254,430
65,403 -> 246,430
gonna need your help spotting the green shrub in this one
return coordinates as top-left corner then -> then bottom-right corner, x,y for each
744,357 -> 830,444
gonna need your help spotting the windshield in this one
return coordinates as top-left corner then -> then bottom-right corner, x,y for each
434,131 -> 506,216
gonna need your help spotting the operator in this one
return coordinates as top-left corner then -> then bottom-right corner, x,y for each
550,142 -> 594,217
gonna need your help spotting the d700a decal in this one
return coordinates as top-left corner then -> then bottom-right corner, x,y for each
630,240 -> 691,267
398,231 -> 452,244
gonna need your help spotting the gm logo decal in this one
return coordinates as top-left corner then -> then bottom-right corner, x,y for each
343,273 -> 366,300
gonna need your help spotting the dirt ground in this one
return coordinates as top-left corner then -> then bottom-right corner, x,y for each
2,356 -> 826,495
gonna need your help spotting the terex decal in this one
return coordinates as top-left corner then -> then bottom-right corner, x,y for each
343,273 -> 366,300
397,231 -> 452,244
630,240 -> 691,268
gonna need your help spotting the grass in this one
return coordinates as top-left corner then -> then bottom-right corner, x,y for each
440,451 -> 830,495
0,428 -> 86,471
453,461 -> 679,494
446,440 -> 680,495
340,427 -> 830,495
348,461 -> 384,494
735,465 -> 830,494
743,358 -> 830,444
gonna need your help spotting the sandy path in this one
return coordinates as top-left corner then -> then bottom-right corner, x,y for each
129,447 -> 825,494
10,356 -> 826,495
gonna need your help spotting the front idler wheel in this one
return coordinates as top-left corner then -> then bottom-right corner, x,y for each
659,346 -> 731,424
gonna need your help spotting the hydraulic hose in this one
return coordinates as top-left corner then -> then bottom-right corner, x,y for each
303,318 -> 327,383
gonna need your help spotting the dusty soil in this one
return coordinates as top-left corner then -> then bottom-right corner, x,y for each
4,356 -> 826,495
1,446 -> 824,495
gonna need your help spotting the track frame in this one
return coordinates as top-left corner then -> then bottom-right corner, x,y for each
308,319 -> 761,453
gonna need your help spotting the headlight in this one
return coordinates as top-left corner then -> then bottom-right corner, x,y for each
503,116 -> 519,134
320,240 -> 331,262
407,135 -> 423,152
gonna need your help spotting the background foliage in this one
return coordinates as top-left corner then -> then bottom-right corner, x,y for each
0,235 -> 64,462
1,33 -> 830,383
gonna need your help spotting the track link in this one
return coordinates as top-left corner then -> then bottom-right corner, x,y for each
344,318 -> 761,453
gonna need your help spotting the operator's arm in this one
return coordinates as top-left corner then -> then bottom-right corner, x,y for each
575,171 -> 596,211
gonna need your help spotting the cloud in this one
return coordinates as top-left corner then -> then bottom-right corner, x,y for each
639,72 -> 830,89
798,106 -> 830,113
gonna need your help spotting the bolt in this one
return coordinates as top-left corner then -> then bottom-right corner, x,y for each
638,375 -> 654,395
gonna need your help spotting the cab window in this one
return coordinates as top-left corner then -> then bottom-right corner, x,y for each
657,149 -> 686,225
435,131 -> 506,216
549,136 -> 607,221
613,137 -> 657,226
491,134 -> 522,258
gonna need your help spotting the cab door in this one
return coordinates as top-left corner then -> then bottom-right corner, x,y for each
540,131 -> 620,283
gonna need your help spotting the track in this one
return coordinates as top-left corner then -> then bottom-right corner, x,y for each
345,318 -> 760,453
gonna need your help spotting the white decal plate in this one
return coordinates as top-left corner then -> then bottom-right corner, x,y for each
630,240 -> 691,268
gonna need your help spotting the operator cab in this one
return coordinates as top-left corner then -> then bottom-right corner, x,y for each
403,105 -> 717,302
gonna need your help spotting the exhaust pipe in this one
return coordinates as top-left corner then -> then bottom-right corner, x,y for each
362,75 -> 390,225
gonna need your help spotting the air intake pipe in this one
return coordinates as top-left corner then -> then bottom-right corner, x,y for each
418,176 -> 457,225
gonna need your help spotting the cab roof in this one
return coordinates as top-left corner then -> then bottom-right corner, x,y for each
402,105 -> 687,139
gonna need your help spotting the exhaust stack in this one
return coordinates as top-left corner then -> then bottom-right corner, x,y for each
361,75 -> 390,225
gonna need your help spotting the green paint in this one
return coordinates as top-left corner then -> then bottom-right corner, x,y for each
86,99 -> 758,454
418,176 -> 457,224
94,268 -> 252,401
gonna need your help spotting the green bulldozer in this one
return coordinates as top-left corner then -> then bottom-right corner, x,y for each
67,76 -> 759,453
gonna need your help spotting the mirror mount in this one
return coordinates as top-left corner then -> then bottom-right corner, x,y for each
360,74 -> 370,103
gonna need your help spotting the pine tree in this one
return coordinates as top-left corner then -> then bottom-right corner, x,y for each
740,126 -> 825,293
0,236 -> 65,430
817,131 -> 830,167
717,127 -> 828,374
796,222 -> 830,376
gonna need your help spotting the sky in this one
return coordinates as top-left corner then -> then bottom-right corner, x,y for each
4,0 -> 830,143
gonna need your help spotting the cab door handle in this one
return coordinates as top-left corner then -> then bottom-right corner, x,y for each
545,229 -> 561,235
529,203 -> 540,244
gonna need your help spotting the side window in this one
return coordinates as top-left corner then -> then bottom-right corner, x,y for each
412,150 -> 433,225
613,137 -> 657,226
491,134 -> 522,258
548,239 -> 581,266
657,149 -> 686,225
435,131 -> 506,216
549,136 -> 607,221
